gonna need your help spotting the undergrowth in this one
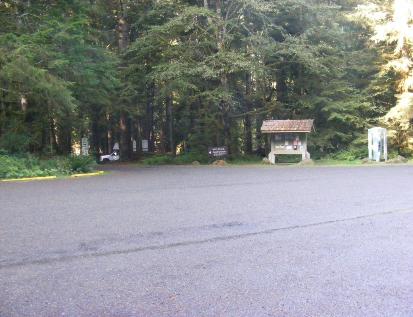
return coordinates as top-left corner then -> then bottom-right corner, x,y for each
0,154 -> 96,179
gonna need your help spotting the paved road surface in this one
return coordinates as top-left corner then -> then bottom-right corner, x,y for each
1,165 -> 412,316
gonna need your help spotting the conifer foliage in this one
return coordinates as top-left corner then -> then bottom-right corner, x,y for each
0,0 -> 410,157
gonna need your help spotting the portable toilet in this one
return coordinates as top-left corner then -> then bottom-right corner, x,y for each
368,127 -> 387,162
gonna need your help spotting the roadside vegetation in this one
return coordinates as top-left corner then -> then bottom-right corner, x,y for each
143,152 -> 209,165
2,149 -> 410,180
0,153 -> 96,179
142,149 -> 412,167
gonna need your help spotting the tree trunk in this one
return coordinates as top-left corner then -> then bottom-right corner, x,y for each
216,0 -> 221,16
244,73 -> 253,154
0,86 -> 6,137
133,118 -> 141,158
49,117 -> 58,155
65,131 -> 72,154
117,5 -> 129,52
117,1 -> 130,159
57,120 -> 72,155
15,0 -> 22,30
216,0 -> 232,152
146,82 -> 155,152
166,94 -> 175,155
119,113 -> 129,159
91,112 -> 100,158
255,113 -> 265,153
106,112 -> 113,153
276,68 -> 288,107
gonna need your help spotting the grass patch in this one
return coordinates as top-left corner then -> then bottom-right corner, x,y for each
140,151 -> 412,167
272,155 -> 302,164
143,153 -> 267,165
226,154 -> 263,164
314,159 -> 363,166
143,152 -> 209,165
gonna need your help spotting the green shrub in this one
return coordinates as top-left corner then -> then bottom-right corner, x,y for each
143,155 -> 174,165
0,154 -> 96,179
38,157 -> 72,175
330,148 -> 367,161
0,148 -> 8,155
0,155 -> 24,178
0,131 -> 31,154
67,155 -> 96,173
174,152 -> 209,164
398,148 -> 413,158
0,155 -> 52,178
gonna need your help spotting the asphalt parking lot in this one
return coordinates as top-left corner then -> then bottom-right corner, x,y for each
1,165 -> 412,317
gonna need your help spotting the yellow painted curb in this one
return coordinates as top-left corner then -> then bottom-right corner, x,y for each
1,176 -> 57,182
71,171 -> 105,178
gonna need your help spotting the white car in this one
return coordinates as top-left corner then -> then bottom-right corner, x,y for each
100,151 -> 120,163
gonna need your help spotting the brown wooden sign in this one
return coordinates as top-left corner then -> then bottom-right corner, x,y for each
208,146 -> 228,157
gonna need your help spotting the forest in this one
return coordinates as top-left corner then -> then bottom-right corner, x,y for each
0,0 -> 412,161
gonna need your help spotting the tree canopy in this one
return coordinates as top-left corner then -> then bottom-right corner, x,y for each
0,0 -> 412,158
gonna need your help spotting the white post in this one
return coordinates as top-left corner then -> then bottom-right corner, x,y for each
368,127 -> 387,162
368,129 -> 372,160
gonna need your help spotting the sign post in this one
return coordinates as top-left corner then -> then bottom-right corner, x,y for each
208,146 -> 228,158
81,137 -> 89,156
142,139 -> 149,153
